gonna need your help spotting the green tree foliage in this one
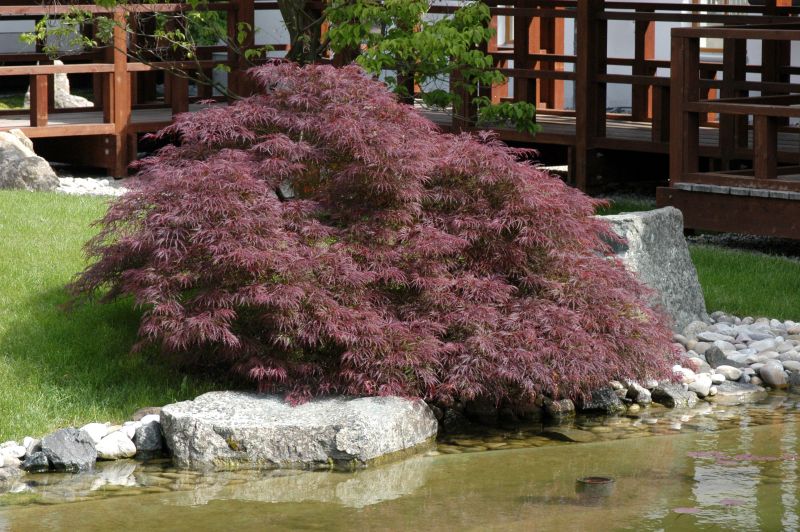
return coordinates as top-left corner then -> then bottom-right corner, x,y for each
325,0 -> 539,134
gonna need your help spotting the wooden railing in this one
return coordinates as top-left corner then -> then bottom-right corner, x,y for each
669,22 -> 800,191
433,0 -> 800,190
0,0 -> 291,174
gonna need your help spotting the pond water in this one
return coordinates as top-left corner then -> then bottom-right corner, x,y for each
3,395 -> 800,531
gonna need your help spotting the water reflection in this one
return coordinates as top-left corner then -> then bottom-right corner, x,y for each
1,398 -> 800,530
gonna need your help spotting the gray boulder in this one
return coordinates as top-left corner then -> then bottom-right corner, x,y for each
759,363 -> 788,389
21,451 -> 50,473
626,382 -> 652,405
161,392 -> 438,471
0,129 -> 59,191
578,386 -> 626,414
600,207 -> 708,331
651,383 -> 699,408
133,418 -> 164,454
543,398 -> 576,419
704,346 -> 743,369
41,428 -> 96,472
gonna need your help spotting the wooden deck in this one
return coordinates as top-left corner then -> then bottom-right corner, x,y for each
0,104 -> 214,138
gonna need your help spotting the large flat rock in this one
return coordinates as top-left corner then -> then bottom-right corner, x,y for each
161,392 -> 438,471
600,207 -> 708,331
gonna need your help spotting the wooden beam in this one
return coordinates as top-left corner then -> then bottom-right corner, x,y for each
657,187 -> 800,239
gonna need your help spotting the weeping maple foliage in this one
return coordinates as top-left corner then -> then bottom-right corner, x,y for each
71,62 -> 678,405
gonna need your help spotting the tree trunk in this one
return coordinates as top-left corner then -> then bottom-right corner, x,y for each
278,0 -> 325,64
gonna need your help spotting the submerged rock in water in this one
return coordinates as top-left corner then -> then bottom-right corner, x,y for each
161,392 -> 438,471
706,381 -> 768,405
41,428 -> 97,472
542,427 -> 597,443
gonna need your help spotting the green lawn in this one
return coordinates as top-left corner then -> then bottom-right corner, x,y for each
0,191 -> 216,441
0,94 -> 24,110
594,196 -> 656,216
691,244 -> 800,322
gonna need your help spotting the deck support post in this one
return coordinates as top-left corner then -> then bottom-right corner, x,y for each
532,6 -> 564,109
720,38 -> 747,171
513,0 -> 536,107
632,10 -> 655,122
669,34 -> 699,186
574,0 -> 606,191
227,0 -> 256,98
111,7 -> 131,177
753,116 -> 778,180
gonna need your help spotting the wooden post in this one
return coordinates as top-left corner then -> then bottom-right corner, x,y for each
170,73 -> 189,116
651,85 -> 670,143
513,0 -> 536,106
532,10 -> 564,109
29,74 -> 48,127
632,12 -> 655,121
720,38 -> 746,170
111,7 -> 131,177
669,34 -> 700,185
574,0 -> 606,191
227,0 -> 255,98
753,116 -> 778,180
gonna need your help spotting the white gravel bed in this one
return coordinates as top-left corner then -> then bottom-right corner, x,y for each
57,176 -> 128,197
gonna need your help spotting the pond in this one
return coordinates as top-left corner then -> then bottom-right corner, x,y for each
2,395 -> 800,531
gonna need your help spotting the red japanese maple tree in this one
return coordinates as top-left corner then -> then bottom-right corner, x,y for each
71,62 -> 677,405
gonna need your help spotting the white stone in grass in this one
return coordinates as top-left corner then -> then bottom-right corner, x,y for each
96,432 -> 137,460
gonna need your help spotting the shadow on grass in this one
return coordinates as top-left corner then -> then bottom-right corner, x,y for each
0,285 -> 218,440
